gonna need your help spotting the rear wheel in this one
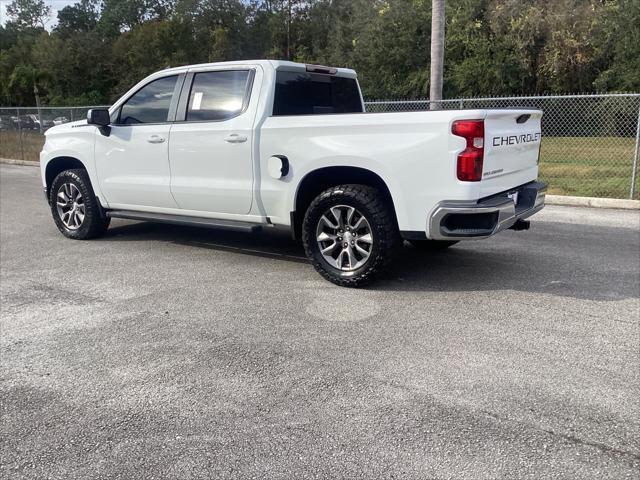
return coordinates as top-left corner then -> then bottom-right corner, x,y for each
408,239 -> 459,251
302,184 -> 400,287
49,169 -> 110,240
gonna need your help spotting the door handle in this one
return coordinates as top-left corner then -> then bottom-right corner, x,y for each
224,134 -> 247,144
147,135 -> 165,144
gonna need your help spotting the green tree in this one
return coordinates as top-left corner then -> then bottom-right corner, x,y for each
1,0 -> 639,106
444,0 -> 527,96
594,0 -> 640,92
98,0 -> 172,35
253,0 -> 315,60
5,0 -> 50,30
55,0 -> 100,36
31,30 -> 113,104
110,19 -> 194,98
349,0 -> 431,98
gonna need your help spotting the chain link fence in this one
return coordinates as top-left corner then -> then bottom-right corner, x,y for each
0,106 -> 103,164
367,94 -> 640,200
1,94 -> 639,199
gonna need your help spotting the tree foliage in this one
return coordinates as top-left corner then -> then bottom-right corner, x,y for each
5,0 -> 50,30
55,0 -> 100,36
0,0 -> 637,105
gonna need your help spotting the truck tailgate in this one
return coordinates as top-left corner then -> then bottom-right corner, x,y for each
481,109 -> 542,194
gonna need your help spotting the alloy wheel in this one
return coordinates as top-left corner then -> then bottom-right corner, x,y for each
56,183 -> 85,230
315,204 -> 374,271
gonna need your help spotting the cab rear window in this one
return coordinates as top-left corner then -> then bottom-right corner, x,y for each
273,71 -> 363,116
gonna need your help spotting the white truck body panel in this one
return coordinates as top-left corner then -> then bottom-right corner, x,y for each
481,110 -> 542,198
95,123 -> 177,209
260,110 -> 470,229
40,59 -> 544,238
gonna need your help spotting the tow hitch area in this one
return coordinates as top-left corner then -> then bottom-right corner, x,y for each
509,219 -> 530,231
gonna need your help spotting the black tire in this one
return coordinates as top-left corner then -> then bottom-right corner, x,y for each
408,239 -> 459,251
302,184 -> 400,287
49,169 -> 110,240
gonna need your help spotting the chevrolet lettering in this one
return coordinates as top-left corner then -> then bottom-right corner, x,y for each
492,132 -> 542,147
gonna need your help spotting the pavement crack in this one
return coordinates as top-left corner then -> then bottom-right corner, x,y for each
538,427 -> 640,461
379,379 -> 640,463
479,409 -> 640,462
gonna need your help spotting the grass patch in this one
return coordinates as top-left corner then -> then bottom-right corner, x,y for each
539,136 -> 637,199
1,132 -> 637,199
0,131 -> 44,163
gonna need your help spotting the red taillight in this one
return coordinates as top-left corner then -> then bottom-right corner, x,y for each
452,120 -> 484,182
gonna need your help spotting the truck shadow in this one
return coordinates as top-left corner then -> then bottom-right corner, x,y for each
100,220 -> 639,302
102,220 -> 309,263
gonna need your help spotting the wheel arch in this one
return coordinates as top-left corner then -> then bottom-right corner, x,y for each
291,166 -> 398,240
45,156 -> 87,198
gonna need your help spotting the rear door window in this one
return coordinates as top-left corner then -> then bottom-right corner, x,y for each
273,71 -> 363,116
186,70 -> 251,122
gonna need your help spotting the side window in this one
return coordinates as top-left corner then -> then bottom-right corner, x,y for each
118,75 -> 178,125
186,70 -> 251,122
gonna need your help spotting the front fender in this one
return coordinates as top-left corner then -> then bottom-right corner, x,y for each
40,126 -> 106,206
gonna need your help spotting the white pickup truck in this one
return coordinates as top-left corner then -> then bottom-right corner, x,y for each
40,60 -> 546,286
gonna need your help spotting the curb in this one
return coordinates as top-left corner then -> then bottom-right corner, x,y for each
1,158 -> 39,167
1,157 -> 638,210
546,195 -> 640,210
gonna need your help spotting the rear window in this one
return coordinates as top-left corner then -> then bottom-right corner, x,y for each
273,71 -> 363,116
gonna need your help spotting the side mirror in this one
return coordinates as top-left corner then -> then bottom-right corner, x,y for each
87,108 -> 111,136
87,108 -> 110,127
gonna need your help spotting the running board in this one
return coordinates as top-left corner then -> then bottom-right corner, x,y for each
106,210 -> 264,233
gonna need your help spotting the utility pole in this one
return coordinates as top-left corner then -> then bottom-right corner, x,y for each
429,0 -> 445,110
286,0 -> 292,60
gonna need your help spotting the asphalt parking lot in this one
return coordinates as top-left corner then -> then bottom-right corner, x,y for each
1,164 -> 639,479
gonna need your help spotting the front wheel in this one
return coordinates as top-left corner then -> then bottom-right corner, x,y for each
49,169 -> 110,240
302,184 -> 400,287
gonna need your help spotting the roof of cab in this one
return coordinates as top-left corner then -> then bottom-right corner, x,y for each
160,60 -> 357,77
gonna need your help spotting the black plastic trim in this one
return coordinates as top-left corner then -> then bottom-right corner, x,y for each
441,211 -> 499,237
290,211 -> 299,240
478,180 -> 546,204
106,210 -> 264,233
167,73 -> 187,122
95,197 -> 108,221
175,72 -> 194,122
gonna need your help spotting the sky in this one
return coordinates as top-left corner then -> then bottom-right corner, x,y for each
0,0 -> 78,29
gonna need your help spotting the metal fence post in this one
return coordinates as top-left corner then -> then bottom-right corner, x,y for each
17,107 -> 24,161
631,105 -> 640,200
35,86 -> 43,134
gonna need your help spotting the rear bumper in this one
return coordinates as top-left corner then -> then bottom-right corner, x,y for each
427,181 -> 547,240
